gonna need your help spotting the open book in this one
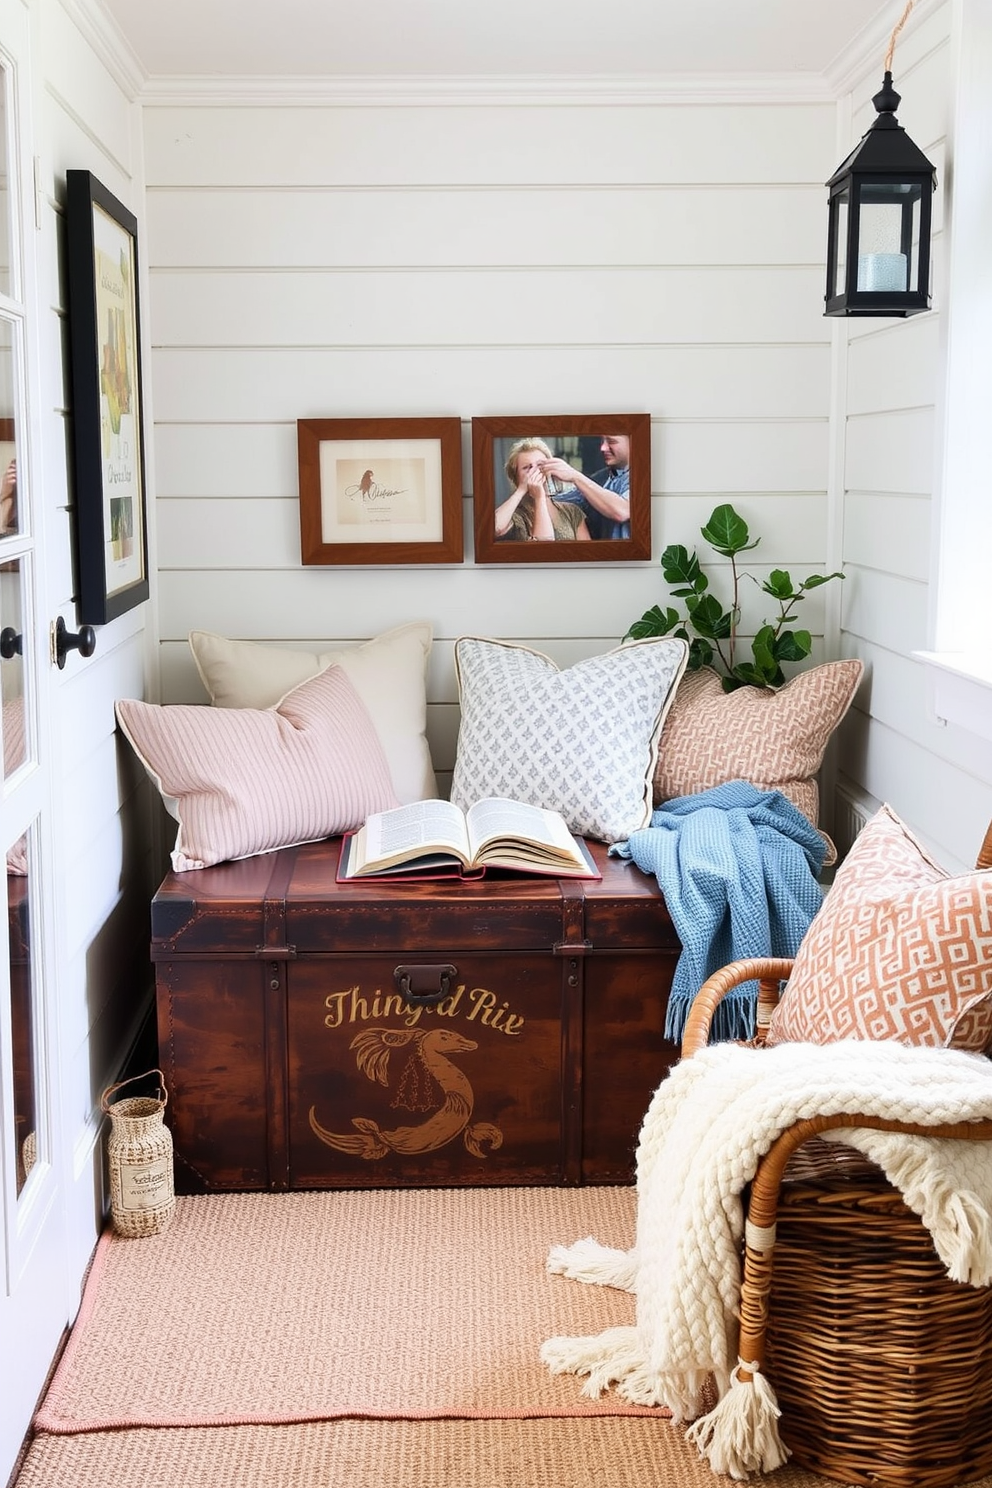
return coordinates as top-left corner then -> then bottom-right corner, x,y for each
338,797 -> 600,881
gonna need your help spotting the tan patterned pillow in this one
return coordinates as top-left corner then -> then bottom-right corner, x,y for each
653,660 -> 863,863
766,804 -> 992,1051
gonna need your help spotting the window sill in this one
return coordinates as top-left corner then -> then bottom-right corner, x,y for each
914,651 -> 992,743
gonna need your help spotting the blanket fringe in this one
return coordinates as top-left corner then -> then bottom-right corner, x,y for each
546,1236 -> 637,1291
540,1326 -> 653,1402
940,1189 -> 992,1285
540,1327 -> 714,1419
684,1361 -> 790,1481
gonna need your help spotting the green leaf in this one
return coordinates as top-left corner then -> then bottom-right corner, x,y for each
728,661 -> 777,689
800,572 -> 845,590
687,638 -> 714,670
623,605 -> 682,641
750,625 -> 778,672
772,629 -> 812,662
761,569 -> 798,601
660,544 -> 707,592
700,503 -> 760,559
685,593 -> 732,640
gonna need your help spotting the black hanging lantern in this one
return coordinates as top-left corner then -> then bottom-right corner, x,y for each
824,71 -> 936,317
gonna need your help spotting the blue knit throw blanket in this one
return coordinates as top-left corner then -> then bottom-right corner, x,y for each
610,781 -> 827,1044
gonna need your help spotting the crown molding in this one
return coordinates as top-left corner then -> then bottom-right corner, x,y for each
130,70 -> 837,109
57,0 -> 147,98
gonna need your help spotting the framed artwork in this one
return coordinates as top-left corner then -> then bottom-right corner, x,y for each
472,413 -> 651,564
65,170 -> 149,625
298,416 -> 463,565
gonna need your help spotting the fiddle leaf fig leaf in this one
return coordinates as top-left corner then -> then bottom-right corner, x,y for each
685,593 -> 732,640
623,605 -> 682,641
661,544 -> 707,594
800,572 -> 845,590
688,637 -> 715,670
762,569 -> 798,601
773,629 -> 812,662
701,503 -> 760,558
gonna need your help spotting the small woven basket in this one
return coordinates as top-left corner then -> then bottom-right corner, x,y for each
765,1139 -> 992,1488
101,1069 -> 176,1238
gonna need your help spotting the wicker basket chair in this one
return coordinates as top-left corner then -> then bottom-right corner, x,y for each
679,818 -> 992,1488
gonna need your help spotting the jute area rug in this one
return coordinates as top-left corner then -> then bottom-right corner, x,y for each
21,1185 -> 991,1488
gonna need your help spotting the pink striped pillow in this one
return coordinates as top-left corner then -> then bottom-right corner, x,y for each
115,665 -> 398,871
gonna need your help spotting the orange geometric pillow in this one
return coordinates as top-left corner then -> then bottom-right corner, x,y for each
653,660 -> 863,864
766,804 -> 992,1051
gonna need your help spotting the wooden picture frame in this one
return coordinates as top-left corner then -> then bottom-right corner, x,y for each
472,413 -> 651,564
298,416 -> 464,565
65,170 -> 150,625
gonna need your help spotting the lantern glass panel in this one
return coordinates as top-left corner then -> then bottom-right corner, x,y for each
855,181 -> 923,294
831,190 -> 849,300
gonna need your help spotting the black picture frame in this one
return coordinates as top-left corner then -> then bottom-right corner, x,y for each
472,413 -> 651,564
65,170 -> 150,624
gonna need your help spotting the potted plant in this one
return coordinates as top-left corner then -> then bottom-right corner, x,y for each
625,503 -> 845,692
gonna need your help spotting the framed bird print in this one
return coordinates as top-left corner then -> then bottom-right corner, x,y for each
297,416 -> 464,565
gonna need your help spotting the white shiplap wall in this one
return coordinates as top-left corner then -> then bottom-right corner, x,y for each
144,91 -> 841,803
834,0 -> 992,871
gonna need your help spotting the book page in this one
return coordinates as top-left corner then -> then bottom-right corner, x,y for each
465,797 -> 579,858
359,798 -> 470,866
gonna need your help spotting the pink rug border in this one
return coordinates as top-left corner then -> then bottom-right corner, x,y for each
34,1224 -> 668,1435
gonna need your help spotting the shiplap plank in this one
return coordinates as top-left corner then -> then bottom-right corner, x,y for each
842,492 -> 931,582
155,564 -> 830,646
654,493 -> 828,559
154,491 -> 829,571
142,102 -> 836,190
841,565 -> 929,657
659,419 -> 827,493
149,345 -> 831,422
844,408 -> 934,495
152,418 -> 829,500
148,265 -> 828,348
842,709 -> 992,875
845,314 -> 940,416
145,185 -> 827,269
154,423 -> 299,497
156,497 -> 303,568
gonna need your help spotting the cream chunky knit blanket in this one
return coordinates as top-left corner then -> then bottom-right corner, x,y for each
542,1039 -> 992,1479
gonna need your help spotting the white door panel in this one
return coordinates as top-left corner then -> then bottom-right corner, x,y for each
0,6 -> 73,1476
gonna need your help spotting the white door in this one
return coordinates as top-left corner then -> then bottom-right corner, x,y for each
0,3 -> 73,1471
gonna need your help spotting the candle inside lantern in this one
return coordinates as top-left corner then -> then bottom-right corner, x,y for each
857,252 -> 908,292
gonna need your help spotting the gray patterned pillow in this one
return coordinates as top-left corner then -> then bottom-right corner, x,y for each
450,637 -> 689,844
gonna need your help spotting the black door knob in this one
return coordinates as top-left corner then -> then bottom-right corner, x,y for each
53,616 -> 97,670
0,626 -> 22,659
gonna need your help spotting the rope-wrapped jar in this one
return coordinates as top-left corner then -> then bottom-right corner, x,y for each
100,1069 -> 175,1237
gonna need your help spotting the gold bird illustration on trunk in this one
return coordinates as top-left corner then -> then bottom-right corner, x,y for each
309,1027 -> 503,1160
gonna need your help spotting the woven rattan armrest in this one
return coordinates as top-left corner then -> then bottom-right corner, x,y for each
681,957 -> 795,1057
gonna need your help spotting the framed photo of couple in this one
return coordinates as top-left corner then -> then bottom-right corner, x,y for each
472,413 -> 651,565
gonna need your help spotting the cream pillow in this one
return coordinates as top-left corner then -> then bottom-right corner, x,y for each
766,804 -> 992,1052
654,660 -> 864,863
450,636 -> 688,844
115,665 -> 398,872
189,621 -> 436,805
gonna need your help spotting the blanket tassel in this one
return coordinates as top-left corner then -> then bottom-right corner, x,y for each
684,1360 -> 790,1481
546,1236 -> 637,1292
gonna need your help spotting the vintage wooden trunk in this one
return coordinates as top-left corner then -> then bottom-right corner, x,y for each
151,837 -> 680,1192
